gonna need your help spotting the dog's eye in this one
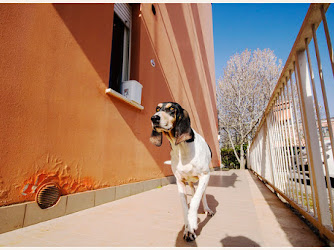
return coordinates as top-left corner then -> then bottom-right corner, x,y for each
170,107 -> 174,112
156,107 -> 161,112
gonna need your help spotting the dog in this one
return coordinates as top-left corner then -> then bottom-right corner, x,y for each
150,102 -> 214,242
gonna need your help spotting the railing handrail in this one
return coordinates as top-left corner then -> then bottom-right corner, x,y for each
252,3 -> 330,144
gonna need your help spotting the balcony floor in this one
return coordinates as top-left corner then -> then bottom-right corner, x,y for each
0,170 -> 325,247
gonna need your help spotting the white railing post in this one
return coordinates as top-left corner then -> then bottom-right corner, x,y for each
295,49 -> 331,228
266,114 -> 278,188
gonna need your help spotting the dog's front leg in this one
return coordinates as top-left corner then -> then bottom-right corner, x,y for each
176,180 -> 190,235
187,173 -> 210,240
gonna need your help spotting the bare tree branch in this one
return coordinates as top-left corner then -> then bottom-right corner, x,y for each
217,48 -> 282,169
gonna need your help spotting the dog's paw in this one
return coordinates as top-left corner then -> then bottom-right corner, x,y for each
205,209 -> 215,217
183,229 -> 197,242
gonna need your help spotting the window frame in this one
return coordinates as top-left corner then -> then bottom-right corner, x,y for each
106,3 -> 143,110
114,3 -> 132,84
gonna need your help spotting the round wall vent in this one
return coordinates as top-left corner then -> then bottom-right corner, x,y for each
36,183 -> 61,209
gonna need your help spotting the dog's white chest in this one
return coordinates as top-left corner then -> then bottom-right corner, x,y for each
172,163 -> 199,183
170,130 -> 210,182
171,146 -> 196,179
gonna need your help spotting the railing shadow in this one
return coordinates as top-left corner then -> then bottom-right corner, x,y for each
248,172 -> 326,247
220,235 -> 260,247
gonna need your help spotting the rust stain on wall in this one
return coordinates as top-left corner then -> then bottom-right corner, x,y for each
0,173 -> 107,207
18,154 -> 109,204
21,171 -> 103,201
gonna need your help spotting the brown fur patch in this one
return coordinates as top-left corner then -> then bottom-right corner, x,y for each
164,130 -> 175,141
165,103 -> 172,108
175,133 -> 193,145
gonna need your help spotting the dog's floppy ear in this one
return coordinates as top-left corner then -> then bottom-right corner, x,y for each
175,108 -> 192,145
150,129 -> 163,147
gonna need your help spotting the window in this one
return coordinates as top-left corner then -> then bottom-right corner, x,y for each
322,126 -> 329,137
109,3 -> 131,93
106,3 -> 143,110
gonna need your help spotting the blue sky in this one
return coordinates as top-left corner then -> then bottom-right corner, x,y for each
212,3 -> 334,116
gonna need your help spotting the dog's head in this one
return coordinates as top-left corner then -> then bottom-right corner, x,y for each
150,102 -> 193,147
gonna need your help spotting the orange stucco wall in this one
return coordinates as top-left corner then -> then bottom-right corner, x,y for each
0,3 -> 220,206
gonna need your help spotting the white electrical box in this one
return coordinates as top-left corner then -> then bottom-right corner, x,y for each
120,80 -> 143,105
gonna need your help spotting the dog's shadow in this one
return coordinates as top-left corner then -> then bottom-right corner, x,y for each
174,194 -> 218,247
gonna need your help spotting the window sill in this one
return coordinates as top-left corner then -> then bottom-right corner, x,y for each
105,88 -> 144,110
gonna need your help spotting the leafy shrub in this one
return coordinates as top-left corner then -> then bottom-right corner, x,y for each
220,144 -> 248,169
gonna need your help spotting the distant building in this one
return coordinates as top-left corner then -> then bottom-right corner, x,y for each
273,98 -> 334,147
274,100 -> 292,122
321,117 -> 334,141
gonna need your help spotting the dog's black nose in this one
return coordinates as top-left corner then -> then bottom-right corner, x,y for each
151,115 -> 160,124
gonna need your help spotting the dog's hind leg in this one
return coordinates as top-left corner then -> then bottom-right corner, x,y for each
202,191 -> 215,216
190,182 -> 214,216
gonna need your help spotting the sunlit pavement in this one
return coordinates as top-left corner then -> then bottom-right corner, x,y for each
0,170 -> 325,247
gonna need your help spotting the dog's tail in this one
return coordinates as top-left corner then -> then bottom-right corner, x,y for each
207,143 -> 212,159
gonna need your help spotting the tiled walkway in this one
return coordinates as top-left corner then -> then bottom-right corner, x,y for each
0,170 -> 325,247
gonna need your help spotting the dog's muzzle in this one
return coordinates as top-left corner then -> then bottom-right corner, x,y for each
151,115 -> 160,126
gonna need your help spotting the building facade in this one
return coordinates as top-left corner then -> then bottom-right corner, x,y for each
0,3 -> 219,230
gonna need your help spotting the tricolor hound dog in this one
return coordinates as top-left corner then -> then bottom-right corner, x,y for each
150,102 -> 214,242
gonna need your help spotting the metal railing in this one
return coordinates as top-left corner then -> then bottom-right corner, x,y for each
248,3 -> 334,243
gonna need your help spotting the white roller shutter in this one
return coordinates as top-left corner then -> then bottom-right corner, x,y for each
114,3 -> 132,29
